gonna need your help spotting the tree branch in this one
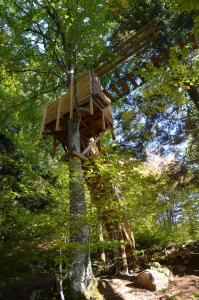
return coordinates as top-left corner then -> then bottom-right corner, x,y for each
2,84 -> 62,112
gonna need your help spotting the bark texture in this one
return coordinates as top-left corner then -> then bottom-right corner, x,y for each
84,161 -> 135,273
67,83 -> 92,293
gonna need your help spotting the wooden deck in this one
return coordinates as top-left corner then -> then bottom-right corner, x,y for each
41,71 -> 114,158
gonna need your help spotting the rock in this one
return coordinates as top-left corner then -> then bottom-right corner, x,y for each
150,262 -> 173,281
153,262 -> 161,268
160,294 -> 172,300
110,279 -> 122,286
136,268 -> 170,291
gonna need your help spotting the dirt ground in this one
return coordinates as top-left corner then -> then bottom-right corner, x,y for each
97,275 -> 199,300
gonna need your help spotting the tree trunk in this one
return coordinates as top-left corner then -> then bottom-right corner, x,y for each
84,160 -> 135,273
98,222 -> 106,268
68,76 -> 92,294
118,225 -> 129,274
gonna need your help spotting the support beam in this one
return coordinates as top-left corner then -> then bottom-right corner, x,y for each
70,70 -> 75,119
110,83 -> 123,97
79,106 -> 90,112
56,97 -> 62,130
118,79 -> 130,94
102,110 -> 105,130
125,75 -> 138,87
93,99 -> 103,111
102,89 -> 113,101
82,131 -> 105,156
90,97 -> 94,114
72,150 -> 88,161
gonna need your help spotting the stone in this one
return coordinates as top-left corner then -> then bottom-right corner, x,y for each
150,262 -> 173,281
136,269 -> 170,291
110,279 -> 122,286
160,294 -> 172,300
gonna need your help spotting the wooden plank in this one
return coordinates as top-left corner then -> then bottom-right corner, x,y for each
96,24 -> 160,76
78,91 -> 90,101
82,131 -> 105,156
110,83 -> 123,97
72,150 -> 88,161
40,104 -> 48,138
104,115 -> 113,126
46,107 -> 57,115
102,90 -> 113,102
125,75 -> 138,87
55,97 -> 62,130
102,110 -> 105,130
45,117 -> 57,125
70,70 -> 75,119
45,110 -> 58,119
90,97 -> 94,114
94,95 -> 108,110
93,99 -> 103,111
79,106 -> 90,112
96,34 -> 159,76
89,70 -> 93,115
94,91 -> 111,107
118,79 -> 130,94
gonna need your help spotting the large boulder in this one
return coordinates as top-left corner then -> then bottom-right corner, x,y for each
136,266 -> 171,291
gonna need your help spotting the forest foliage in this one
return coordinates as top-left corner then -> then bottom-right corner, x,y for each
0,0 -> 198,293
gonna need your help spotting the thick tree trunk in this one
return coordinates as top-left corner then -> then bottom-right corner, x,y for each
68,78 -> 92,294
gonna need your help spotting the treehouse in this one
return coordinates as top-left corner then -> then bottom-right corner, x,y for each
40,21 -> 161,159
40,70 -> 114,159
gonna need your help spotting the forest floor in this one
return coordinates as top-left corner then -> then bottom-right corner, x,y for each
97,274 -> 199,300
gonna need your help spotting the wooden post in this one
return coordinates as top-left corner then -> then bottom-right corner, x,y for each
125,75 -> 138,87
82,132 -> 105,156
90,97 -> 94,115
102,89 -> 113,101
102,110 -> 105,130
110,83 -> 123,97
56,97 -> 62,131
118,79 -> 130,94
70,69 -> 75,119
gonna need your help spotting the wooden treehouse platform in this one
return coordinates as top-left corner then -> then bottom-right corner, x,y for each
40,71 -> 114,159
40,21 -> 162,159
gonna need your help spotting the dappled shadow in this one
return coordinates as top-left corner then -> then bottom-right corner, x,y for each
97,279 -> 125,300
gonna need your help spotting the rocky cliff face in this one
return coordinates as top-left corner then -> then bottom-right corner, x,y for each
132,241 -> 199,276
